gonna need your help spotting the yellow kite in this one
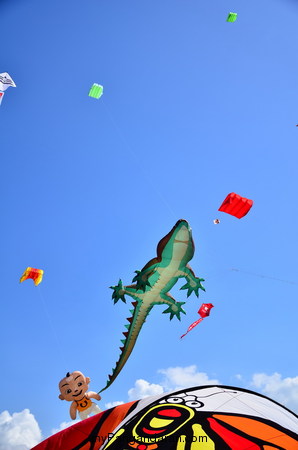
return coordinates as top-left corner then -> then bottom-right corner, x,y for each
20,267 -> 44,286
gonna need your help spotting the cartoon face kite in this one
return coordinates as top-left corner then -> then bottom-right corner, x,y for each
58,371 -> 101,420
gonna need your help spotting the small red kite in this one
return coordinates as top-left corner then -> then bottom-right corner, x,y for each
20,267 -> 44,286
218,192 -> 253,219
181,303 -> 214,338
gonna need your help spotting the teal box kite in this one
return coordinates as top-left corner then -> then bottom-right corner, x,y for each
226,12 -> 237,22
88,83 -> 103,99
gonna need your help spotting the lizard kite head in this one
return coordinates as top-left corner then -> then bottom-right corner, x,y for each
157,219 -> 195,264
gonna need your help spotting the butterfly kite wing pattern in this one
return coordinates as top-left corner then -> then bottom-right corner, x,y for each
32,385 -> 298,450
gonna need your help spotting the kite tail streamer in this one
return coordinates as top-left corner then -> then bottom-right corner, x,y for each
180,318 -> 203,339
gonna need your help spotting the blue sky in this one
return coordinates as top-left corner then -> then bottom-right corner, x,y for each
1,0 -> 298,447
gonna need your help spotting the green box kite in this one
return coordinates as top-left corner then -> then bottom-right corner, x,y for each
226,12 -> 237,23
89,83 -> 103,99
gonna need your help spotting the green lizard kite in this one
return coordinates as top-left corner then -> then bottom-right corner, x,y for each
99,219 -> 205,393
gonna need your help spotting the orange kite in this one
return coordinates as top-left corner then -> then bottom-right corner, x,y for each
20,267 -> 44,286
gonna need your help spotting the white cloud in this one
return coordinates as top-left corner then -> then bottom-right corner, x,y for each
126,366 -> 219,402
250,372 -> 298,413
51,419 -> 80,435
0,409 -> 42,450
51,402 -> 125,436
128,379 -> 164,401
158,365 -> 219,391
105,401 -> 124,409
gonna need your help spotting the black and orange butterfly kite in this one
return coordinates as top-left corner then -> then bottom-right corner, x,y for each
32,385 -> 298,450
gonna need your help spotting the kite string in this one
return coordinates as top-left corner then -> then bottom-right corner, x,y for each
210,390 -> 273,421
101,98 -> 177,221
230,268 -> 298,286
217,390 -> 297,426
199,259 -> 298,286
36,286 -> 67,366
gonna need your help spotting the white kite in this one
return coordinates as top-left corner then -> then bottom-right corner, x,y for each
0,72 -> 16,105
